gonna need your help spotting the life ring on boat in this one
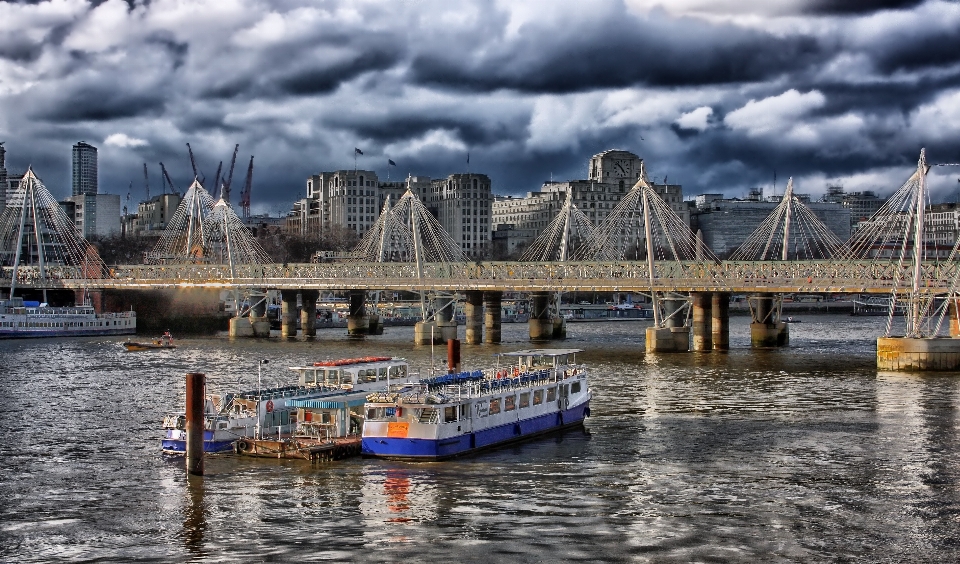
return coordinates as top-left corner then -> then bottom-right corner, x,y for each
236,439 -> 251,453
265,400 -> 274,413
564,397 -> 570,410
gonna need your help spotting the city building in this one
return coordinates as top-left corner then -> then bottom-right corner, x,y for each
419,173 -> 492,257
491,149 -> 687,256
72,141 -> 98,196
0,142 -> 6,214
127,192 -> 183,236
290,169 -> 492,257
822,185 -> 885,227
61,193 -> 122,238
691,193 -> 851,258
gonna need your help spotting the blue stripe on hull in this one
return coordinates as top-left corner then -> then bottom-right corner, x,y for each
162,430 -> 236,454
362,400 -> 590,460
161,439 -> 236,454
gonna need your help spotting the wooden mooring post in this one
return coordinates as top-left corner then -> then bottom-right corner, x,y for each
185,372 -> 205,476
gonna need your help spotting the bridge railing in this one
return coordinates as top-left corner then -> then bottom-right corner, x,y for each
2,260 -> 957,294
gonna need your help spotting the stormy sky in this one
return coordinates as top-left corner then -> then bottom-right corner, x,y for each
1,0 -> 959,215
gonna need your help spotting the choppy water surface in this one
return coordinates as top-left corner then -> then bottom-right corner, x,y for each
1,315 -> 959,562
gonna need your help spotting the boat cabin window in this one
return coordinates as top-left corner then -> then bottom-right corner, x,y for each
504,395 -> 516,411
323,370 -> 341,386
389,364 -> 407,378
519,392 -> 530,408
571,382 -> 581,394
444,406 -> 457,422
378,367 -> 388,380
302,370 -> 316,385
361,369 -> 377,383
489,398 -> 501,415
366,407 -> 397,420
533,390 -> 543,405
546,387 -> 557,402
555,354 -> 568,366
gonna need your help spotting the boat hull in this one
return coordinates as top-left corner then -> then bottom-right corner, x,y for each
362,400 -> 590,460
161,430 -> 237,454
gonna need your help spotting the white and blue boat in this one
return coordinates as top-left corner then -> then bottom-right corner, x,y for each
0,298 -> 136,338
361,348 -> 590,460
161,356 -> 414,454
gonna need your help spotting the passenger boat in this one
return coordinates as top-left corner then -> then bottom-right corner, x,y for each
0,297 -> 136,339
123,332 -> 175,351
161,356 -> 414,454
361,348 -> 590,460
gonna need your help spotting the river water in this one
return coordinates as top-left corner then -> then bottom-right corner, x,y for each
1,315 -> 959,562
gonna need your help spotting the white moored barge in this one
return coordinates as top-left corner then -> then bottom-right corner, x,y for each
361,349 -> 590,460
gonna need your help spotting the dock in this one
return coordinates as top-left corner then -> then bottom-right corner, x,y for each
234,436 -> 362,463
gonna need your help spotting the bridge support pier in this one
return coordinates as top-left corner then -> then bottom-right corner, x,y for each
712,292 -> 730,351
347,290 -> 369,336
691,292 -> 712,352
435,295 -> 458,342
464,291 -> 483,344
646,297 -> 690,353
280,290 -> 299,338
484,291 -> 502,344
878,337 -> 960,371
247,291 -> 271,337
529,292 -> 553,342
300,290 -> 319,338
750,293 -> 788,347
950,299 -> 960,338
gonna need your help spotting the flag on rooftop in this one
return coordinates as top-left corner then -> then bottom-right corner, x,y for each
355,148 -> 363,155
388,159 -> 396,166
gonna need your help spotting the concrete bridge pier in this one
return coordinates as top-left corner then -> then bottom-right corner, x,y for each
435,295 -> 458,342
464,291 -> 483,344
248,291 -> 271,337
950,299 -> 960,338
712,292 -> 730,351
750,293 -> 788,347
347,289 -> 369,336
300,290 -> 319,338
876,299 -> 960,371
646,297 -> 690,353
529,291 -> 553,342
484,291 -> 502,344
691,292 -> 712,352
280,290 -> 299,338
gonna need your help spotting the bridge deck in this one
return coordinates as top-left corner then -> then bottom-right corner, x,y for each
5,260 -> 956,295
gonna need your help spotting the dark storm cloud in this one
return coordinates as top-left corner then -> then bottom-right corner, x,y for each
802,0 -> 927,14
3,0 -> 960,211
277,47 -> 402,96
410,12 -> 823,93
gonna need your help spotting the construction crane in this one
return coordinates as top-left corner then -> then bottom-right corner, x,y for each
159,162 -> 180,196
186,143 -> 204,185
239,155 -> 254,218
211,161 -> 223,199
223,143 -> 240,204
143,163 -> 150,200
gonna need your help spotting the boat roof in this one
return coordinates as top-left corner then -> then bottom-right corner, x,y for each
498,348 -> 582,357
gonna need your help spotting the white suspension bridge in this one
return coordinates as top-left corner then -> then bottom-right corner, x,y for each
2,151 -> 959,369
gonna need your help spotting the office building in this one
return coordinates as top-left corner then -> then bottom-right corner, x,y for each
72,141 -> 98,196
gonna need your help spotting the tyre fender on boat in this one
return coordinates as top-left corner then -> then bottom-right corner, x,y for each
236,439 -> 252,453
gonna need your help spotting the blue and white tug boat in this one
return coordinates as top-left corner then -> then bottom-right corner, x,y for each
161,357 -> 414,454
361,349 -> 590,460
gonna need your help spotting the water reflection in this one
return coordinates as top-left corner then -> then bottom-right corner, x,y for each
182,475 -> 207,559
3,316 -> 960,562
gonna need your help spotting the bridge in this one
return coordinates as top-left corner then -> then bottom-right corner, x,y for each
3,151 -> 960,371
4,259 -> 954,295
